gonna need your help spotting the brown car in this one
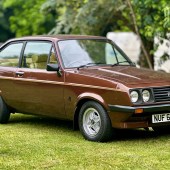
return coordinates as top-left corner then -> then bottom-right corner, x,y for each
0,35 -> 170,142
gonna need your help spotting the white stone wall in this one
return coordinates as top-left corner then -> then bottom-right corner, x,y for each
107,32 -> 170,73
107,32 -> 141,64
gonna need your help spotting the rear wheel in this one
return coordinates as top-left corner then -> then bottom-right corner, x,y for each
78,101 -> 113,142
0,97 -> 10,124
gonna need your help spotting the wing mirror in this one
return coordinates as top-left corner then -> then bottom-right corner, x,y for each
47,64 -> 62,76
47,64 -> 59,71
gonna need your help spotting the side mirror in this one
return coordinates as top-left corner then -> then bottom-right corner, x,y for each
47,64 -> 62,77
47,64 -> 60,71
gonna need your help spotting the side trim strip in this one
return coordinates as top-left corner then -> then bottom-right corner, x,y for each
0,76 -> 119,91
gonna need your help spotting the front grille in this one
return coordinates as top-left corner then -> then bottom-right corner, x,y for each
153,86 -> 170,102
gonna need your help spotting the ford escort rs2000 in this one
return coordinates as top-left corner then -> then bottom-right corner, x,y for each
0,35 -> 170,141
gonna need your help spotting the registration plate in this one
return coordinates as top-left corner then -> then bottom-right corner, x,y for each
152,113 -> 170,123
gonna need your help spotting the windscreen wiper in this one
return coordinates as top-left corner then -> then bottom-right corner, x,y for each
77,62 -> 104,70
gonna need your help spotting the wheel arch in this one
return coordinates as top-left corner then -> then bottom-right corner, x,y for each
73,92 -> 108,130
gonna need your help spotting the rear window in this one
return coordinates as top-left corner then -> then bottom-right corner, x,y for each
0,43 -> 23,67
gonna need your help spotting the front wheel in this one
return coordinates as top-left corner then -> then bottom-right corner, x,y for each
78,101 -> 113,142
0,97 -> 10,124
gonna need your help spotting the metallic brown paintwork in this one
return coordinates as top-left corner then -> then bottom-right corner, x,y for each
0,35 -> 170,129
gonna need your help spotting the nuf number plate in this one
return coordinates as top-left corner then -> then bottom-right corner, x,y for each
152,113 -> 170,123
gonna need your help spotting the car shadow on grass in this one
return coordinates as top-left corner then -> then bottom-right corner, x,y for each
112,128 -> 170,142
9,113 -> 73,131
9,113 -> 169,142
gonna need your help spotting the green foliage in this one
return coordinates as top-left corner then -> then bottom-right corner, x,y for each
0,1 -> 14,41
42,0 -> 127,36
73,0 -> 126,35
130,0 -> 170,67
3,0 -> 56,37
132,0 -> 170,40
42,0 -> 170,40
42,0 -> 87,34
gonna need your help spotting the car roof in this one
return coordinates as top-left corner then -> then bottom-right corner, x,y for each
7,35 -> 107,42
0,35 -> 108,49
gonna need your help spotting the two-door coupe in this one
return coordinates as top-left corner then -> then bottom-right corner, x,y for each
0,35 -> 170,142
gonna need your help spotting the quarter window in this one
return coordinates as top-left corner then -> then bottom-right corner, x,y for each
22,42 -> 52,69
49,47 -> 58,64
0,43 -> 23,67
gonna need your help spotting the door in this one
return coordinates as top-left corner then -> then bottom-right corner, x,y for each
14,41 -> 65,118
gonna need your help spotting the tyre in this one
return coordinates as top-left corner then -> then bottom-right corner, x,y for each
152,126 -> 169,135
78,101 -> 113,142
0,97 -> 10,124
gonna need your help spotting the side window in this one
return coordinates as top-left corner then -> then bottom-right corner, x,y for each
0,43 -> 23,67
49,47 -> 58,64
22,41 -> 52,69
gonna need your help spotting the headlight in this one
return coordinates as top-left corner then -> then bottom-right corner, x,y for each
142,90 -> 150,102
130,91 -> 139,103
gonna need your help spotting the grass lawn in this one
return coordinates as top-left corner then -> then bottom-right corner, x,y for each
0,114 -> 170,170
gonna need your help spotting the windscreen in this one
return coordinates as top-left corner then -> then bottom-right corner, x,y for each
58,39 -> 132,68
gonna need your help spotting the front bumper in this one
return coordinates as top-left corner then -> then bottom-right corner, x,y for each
108,104 -> 170,129
109,104 -> 170,114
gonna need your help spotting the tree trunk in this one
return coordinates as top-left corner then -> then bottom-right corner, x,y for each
126,0 -> 153,69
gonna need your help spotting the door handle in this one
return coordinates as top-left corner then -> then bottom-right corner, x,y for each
16,71 -> 24,77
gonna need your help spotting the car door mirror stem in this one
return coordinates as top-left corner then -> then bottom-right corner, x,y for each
57,70 -> 62,77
